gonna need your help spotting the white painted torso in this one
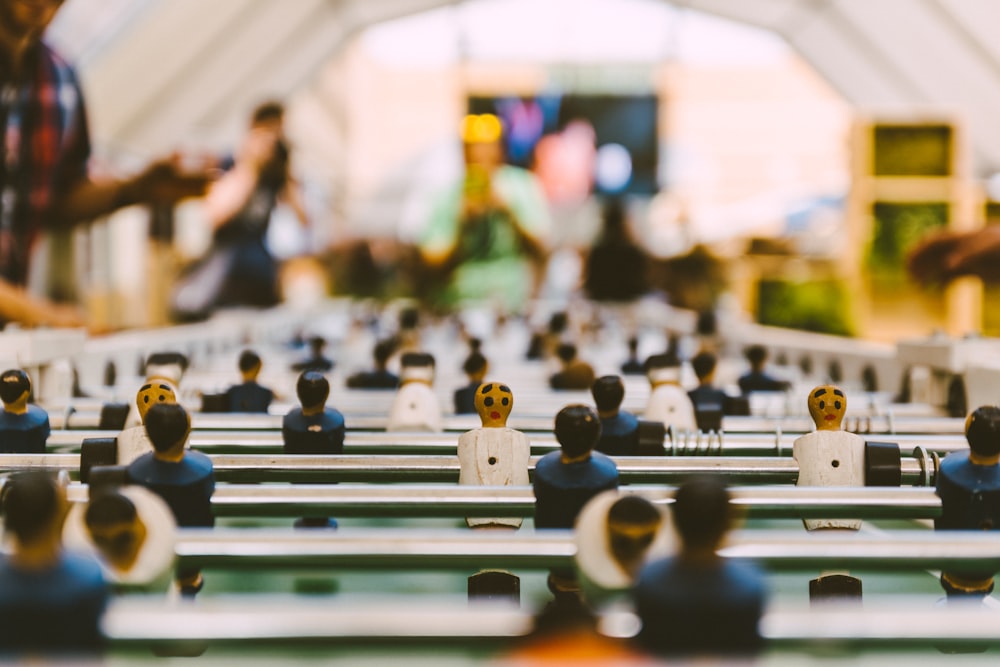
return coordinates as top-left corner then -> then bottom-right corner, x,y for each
387,383 -> 443,432
457,427 -> 530,528
793,429 -> 866,531
117,425 -> 153,465
645,385 -> 697,431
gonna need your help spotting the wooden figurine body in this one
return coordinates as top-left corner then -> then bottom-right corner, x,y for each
0,370 -> 49,453
936,406 -> 1000,598
0,472 -> 107,653
533,405 -> 619,530
282,372 -> 345,455
117,381 -> 177,465
792,385 -> 864,530
387,352 -> 442,432
457,383 -> 530,528
643,354 -> 696,431
549,343 -> 596,390
64,487 -> 176,591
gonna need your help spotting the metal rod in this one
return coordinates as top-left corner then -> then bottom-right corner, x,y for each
169,527 -> 1000,574
63,483 -> 939,519
0,453 -> 932,485
101,598 -> 1000,648
50,411 -> 966,435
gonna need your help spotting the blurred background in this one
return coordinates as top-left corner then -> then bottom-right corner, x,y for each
37,0 -> 1000,340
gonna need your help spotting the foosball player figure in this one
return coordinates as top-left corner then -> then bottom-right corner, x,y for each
283,372 -> 345,528
224,350 -> 274,413
0,471 -> 107,654
687,351 -> 730,431
345,339 -> 399,390
633,476 -> 766,657
143,352 -> 188,389
458,382 -> 530,528
387,352 -> 442,432
643,353 -> 696,432
936,405 -> 1000,601
126,403 -> 213,597
591,375 -> 639,455
117,381 -> 177,465
620,337 -> 644,376
454,348 -> 489,415
793,384 -> 865,601
534,405 -> 619,596
549,343 -> 596,390
737,345 -> 789,395
0,369 -> 49,453
574,492 -> 668,607
283,372 -> 346,455
292,336 -> 334,373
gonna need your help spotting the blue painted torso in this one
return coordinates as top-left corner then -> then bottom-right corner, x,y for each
282,408 -> 346,454
634,556 -> 767,656
533,451 -> 619,529
0,552 -> 107,654
225,381 -> 274,413
126,452 -> 215,527
595,411 -> 639,456
0,405 -> 49,453
453,383 -> 478,415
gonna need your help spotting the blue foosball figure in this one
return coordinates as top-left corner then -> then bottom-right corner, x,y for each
346,339 -> 400,390
533,405 -> 619,530
454,349 -> 488,415
225,350 -> 274,413
591,375 -> 639,456
0,369 -> 49,453
126,403 -> 214,595
282,372 -> 346,455
936,405 -> 1000,599
0,471 -> 107,656
634,476 -> 767,657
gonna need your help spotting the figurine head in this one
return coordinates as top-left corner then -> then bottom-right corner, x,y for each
606,495 -> 662,578
966,406 -> 1000,463
2,471 -> 66,552
238,350 -> 262,382
0,369 -> 31,412
807,384 -> 846,431
591,376 -> 625,417
400,352 -> 435,386
84,491 -> 147,572
145,403 -> 191,459
135,381 -> 177,423
691,351 -> 718,385
373,339 -> 396,370
463,352 -> 489,384
475,382 -> 513,428
672,476 -> 732,554
744,345 -> 768,372
554,405 -> 602,462
296,371 -> 329,413
555,343 -> 578,367
644,353 -> 681,387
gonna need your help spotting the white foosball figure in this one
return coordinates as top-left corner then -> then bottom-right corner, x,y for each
117,381 -> 178,465
457,382 -> 530,529
643,353 -> 696,432
387,352 -> 442,432
793,384 -> 865,530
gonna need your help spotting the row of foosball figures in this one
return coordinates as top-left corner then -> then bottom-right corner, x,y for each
0,352 -> 997,658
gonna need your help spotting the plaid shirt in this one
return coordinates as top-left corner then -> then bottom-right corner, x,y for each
0,42 -> 90,285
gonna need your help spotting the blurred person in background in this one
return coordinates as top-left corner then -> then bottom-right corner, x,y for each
171,102 -> 309,320
0,0 -> 210,328
584,197 -> 650,302
419,113 -> 551,313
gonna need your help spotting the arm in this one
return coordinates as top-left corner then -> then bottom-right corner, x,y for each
0,278 -> 85,327
279,177 -> 310,227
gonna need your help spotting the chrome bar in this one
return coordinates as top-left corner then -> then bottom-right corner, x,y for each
0,453 -> 931,485
171,527 -> 1000,575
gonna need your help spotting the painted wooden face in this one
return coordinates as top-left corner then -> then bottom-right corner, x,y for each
807,384 -> 846,431
136,382 -> 177,423
475,382 -> 513,428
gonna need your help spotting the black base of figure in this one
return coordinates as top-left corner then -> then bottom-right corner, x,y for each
809,574 -> 862,604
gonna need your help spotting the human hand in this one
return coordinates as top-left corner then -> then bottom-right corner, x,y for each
124,154 -> 213,206
908,226 -> 1000,284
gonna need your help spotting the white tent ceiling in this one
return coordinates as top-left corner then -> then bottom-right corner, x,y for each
47,0 -> 1000,176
